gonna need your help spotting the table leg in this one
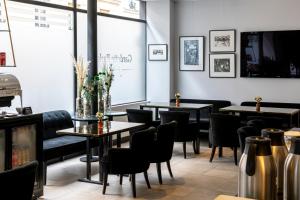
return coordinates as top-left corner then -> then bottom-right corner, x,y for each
86,138 -> 91,180
140,105 -> 144,110
117,133 -> 121,147
290,115 -> 293,128
155,108 -> 159,120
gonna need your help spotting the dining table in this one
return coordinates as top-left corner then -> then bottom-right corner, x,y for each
57,121 -> 145,185
140,102 -> 213,123
219,105 -> 300,128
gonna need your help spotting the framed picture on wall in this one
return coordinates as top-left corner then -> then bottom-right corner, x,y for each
179,36 -> 204,71
209,29 -> 236,52
148,44 -> 168,61
209,53 -> 236,78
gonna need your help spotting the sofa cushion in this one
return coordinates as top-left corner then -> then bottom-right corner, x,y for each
43,136 -> 86,160
43,110 -> 74,140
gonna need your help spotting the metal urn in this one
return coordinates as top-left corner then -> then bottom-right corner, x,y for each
284,136 -> 300,200
238,136 -> 277,200
262,128 -> 288,197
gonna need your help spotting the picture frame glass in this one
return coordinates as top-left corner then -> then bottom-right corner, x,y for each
210,30 -> 235,52
180,36 -> 204,71
209,54 -> 235,77
148,44 -> 168,61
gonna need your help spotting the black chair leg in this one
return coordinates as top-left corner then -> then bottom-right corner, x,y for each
210,146 -> 217,162
43,161 -> 47,185
144,171 -> 151,189
183,142 -> 187,159
102,172 -> 108,195
218,146 -> 223,158
193,137 -> 200,154
166,160 -> 173,178
156,163 -> 163,184
234,147 -> 238,165
131,174 -> 136,198
120,174 -> 123,185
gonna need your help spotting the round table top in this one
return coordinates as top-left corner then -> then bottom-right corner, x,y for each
104,111 -> 127,117
71,115 -> 108,122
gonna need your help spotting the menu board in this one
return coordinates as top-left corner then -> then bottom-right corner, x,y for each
0,0 -> 72,30
0,130 -> 4,172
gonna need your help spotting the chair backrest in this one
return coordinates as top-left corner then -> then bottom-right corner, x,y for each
126,109 -> 153,126
237,126 -> 260,153
0,161 -> 38,200
155,121 -> 177,161
209,113 -> 240,147
247,116 -> 284,129
130,127 -> 156,160
159,111 -> 191,141
43,110 -> 74,140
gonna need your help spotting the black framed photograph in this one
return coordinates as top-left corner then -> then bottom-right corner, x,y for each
209,29 -> 236,52
179,36 -> 204,71
209,53 -> 236,78
148,44 -> 168,61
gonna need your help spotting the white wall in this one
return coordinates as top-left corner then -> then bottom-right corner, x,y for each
174,0 -> 300,105
146,0 -> 175,101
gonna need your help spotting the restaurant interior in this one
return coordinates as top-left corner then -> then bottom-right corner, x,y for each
1,0 -> 300,199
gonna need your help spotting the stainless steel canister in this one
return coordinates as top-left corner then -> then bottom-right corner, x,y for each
284,136 -> 300,200
238,136 -> 277,200
262,128 -> 288,197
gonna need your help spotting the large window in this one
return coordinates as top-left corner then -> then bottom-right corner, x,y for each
77,0 -> 144,19
0,0 -> 74,113
0,0 -> 146,112
77,13 -> 146,105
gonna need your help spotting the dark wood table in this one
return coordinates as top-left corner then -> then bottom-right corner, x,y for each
57,121 -> 145,185
140,102 -> 213,122
220,105 -> 300,127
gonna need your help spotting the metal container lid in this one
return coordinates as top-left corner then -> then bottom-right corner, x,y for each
261,128 -> 285,146
245,136 -> 272,156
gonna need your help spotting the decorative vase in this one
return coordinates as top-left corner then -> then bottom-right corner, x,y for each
98,97 -> 104,114
75,97 -> 84,117
83,98 -> 92,117
98,120 -> 103,129
105,94 -> 112,114
176,98 -> 180,107
256,102 -> 261,112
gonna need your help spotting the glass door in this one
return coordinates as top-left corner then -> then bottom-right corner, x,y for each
11,125 -> 36,168
0,130 -> 4,172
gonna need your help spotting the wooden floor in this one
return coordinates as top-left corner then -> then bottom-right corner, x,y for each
40,141 -> 238,200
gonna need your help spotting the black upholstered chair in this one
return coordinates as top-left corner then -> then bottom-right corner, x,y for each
101,127 -> 156,198
159,111 -> 199,159
148,121 -> 177,184
209,113 -> 240,165
237,126 -> 260,153
126,109 -> 160,129
247,116 -> 284,129
0,161 -> 38,200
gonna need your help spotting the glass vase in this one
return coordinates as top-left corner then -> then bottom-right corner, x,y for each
75,97 -> 84,117
83,98 -> 92,117
105,94 -> 112,114
98,96 -> 105,114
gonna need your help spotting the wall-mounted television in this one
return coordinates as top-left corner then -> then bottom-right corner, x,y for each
240,30 -> 300,78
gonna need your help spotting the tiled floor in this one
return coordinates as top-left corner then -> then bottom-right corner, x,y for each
41,141 -> 239,200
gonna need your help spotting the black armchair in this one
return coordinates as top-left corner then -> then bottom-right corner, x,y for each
101,127 -> 156,198
237,126 -> 260,153
247,116 -> 284,129
159,111 -> 199,159
209,113 -> 240,165
0,161 -> 38,200
127,109 -> 160,129
148,121 -> 177,184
